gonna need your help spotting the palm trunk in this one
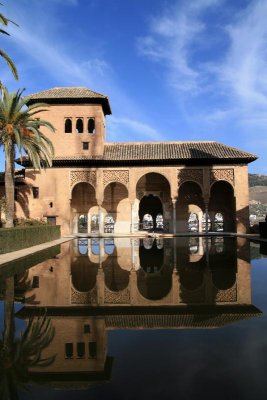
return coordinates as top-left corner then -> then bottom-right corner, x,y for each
5,143 -> 15,228
3,276 -> 15,352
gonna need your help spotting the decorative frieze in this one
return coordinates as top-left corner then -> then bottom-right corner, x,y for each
104,286 -> 130,304
210,169 -> 234,186
70,170 -> 97,188
103,170 -> 129,187
71,286 -> 98,304
213,284 -> 237,302
177,169 -> 203,187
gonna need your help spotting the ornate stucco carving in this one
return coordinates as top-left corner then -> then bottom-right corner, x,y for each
213,284 -> 237,302
103,170 -> 129,187
70,170 -> 97,189
104,286 -> 130,304
177,169 -> 203,187
71,286 -> 98,304
210,169 -> 235,186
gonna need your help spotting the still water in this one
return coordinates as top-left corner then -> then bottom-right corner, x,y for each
1,236 -> 267,400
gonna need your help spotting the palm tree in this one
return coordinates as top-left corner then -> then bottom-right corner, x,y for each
0,4 -> 18,80
0,86 -> 55,227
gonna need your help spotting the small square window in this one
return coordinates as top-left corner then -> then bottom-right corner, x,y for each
83,142 -> 89,150
32,187 -> 39,199
84,324 -> 91,333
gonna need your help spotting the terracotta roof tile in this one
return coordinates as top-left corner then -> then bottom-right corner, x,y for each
16,141 -> 257,166
25,87 -> 112,115
102,141 -> 257,161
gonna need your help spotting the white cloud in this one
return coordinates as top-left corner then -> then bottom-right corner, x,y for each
219,0 -> 267,109
137,0 -> 222,93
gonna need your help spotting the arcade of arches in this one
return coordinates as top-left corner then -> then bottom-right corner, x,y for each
69,167 -> 247,234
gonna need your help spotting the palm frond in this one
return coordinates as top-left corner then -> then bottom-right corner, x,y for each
0,50 -> 18,80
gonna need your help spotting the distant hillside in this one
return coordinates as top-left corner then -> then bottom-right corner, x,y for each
249,174 -> 267,187
249,174 -> 267,221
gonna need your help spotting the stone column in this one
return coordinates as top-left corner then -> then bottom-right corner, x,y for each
198,210 -> 203,233
204,199 -> 209,234
172,198 -> 177,234
130,201 -> 135,234
98,202 -> 104,236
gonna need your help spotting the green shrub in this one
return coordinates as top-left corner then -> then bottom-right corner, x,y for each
0,225 -> 60,254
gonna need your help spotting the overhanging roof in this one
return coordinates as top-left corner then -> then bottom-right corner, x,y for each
18,141 -> 257,167
25,86 -> 112,115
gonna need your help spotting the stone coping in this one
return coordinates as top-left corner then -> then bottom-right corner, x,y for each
0,232 -> 263,268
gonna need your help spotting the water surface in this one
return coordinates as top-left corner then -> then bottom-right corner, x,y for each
1,236 -> 267,400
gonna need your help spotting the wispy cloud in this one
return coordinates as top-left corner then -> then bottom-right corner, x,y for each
137,0 -> 222,93
219,0 -> 267,109
138,0 -> 267,132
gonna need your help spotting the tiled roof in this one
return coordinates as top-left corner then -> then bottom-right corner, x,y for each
103,141 -> 257,161
45,141 -> 256,164
25,87 -> 112,115
105,311 -> 261,328
16,141 -> 257,167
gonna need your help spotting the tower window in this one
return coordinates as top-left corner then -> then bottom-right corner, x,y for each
82,142 -> 89,150
65,343 -> 73,358
65,118 -> 72,133
88,118 -> 95,134
77,342 -> 85,358
32,187 -> 39,199
89,342 -> 97,358
76,118 -> 83,133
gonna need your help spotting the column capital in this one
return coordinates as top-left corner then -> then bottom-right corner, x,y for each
171,198 -> 177,206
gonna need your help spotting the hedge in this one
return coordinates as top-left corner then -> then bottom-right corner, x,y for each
0,225 -> 60,254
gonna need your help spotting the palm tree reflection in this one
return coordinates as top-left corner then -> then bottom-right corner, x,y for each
0,276 -> 55,399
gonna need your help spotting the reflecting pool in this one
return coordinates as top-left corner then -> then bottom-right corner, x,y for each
1,237 -> 267,399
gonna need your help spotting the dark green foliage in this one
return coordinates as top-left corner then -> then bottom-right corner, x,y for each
0,225 -> 60,254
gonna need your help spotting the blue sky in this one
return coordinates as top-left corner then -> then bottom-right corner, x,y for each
1,0 -> 267,173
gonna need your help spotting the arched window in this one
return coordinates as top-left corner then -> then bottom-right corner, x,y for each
188,213 -> 199,232
202,213 -> 211,232
88,118 -> 95,134
65,118 -> 72,133
104,214 -> 115,233
78,239 -> 88,255
76,118 -> 83,133
91,239 -> 100,255
91,214 -> 99,233
142,214 -> 153,230
156,214 -> 164,230
214,212 -> 224,232
104,239 -> 115,255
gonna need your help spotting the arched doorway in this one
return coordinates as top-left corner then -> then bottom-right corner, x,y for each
177,181 -> 204,232
209,181 -> 235,232
139,195 -> 163,231
102,182 -> 129,233
71,182 -> 97,234
136,173 -> 171,232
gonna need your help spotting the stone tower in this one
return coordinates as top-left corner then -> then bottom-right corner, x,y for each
26,87 -> 112,158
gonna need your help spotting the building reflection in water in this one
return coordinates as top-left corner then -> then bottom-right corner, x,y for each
16,236 -> 261,388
